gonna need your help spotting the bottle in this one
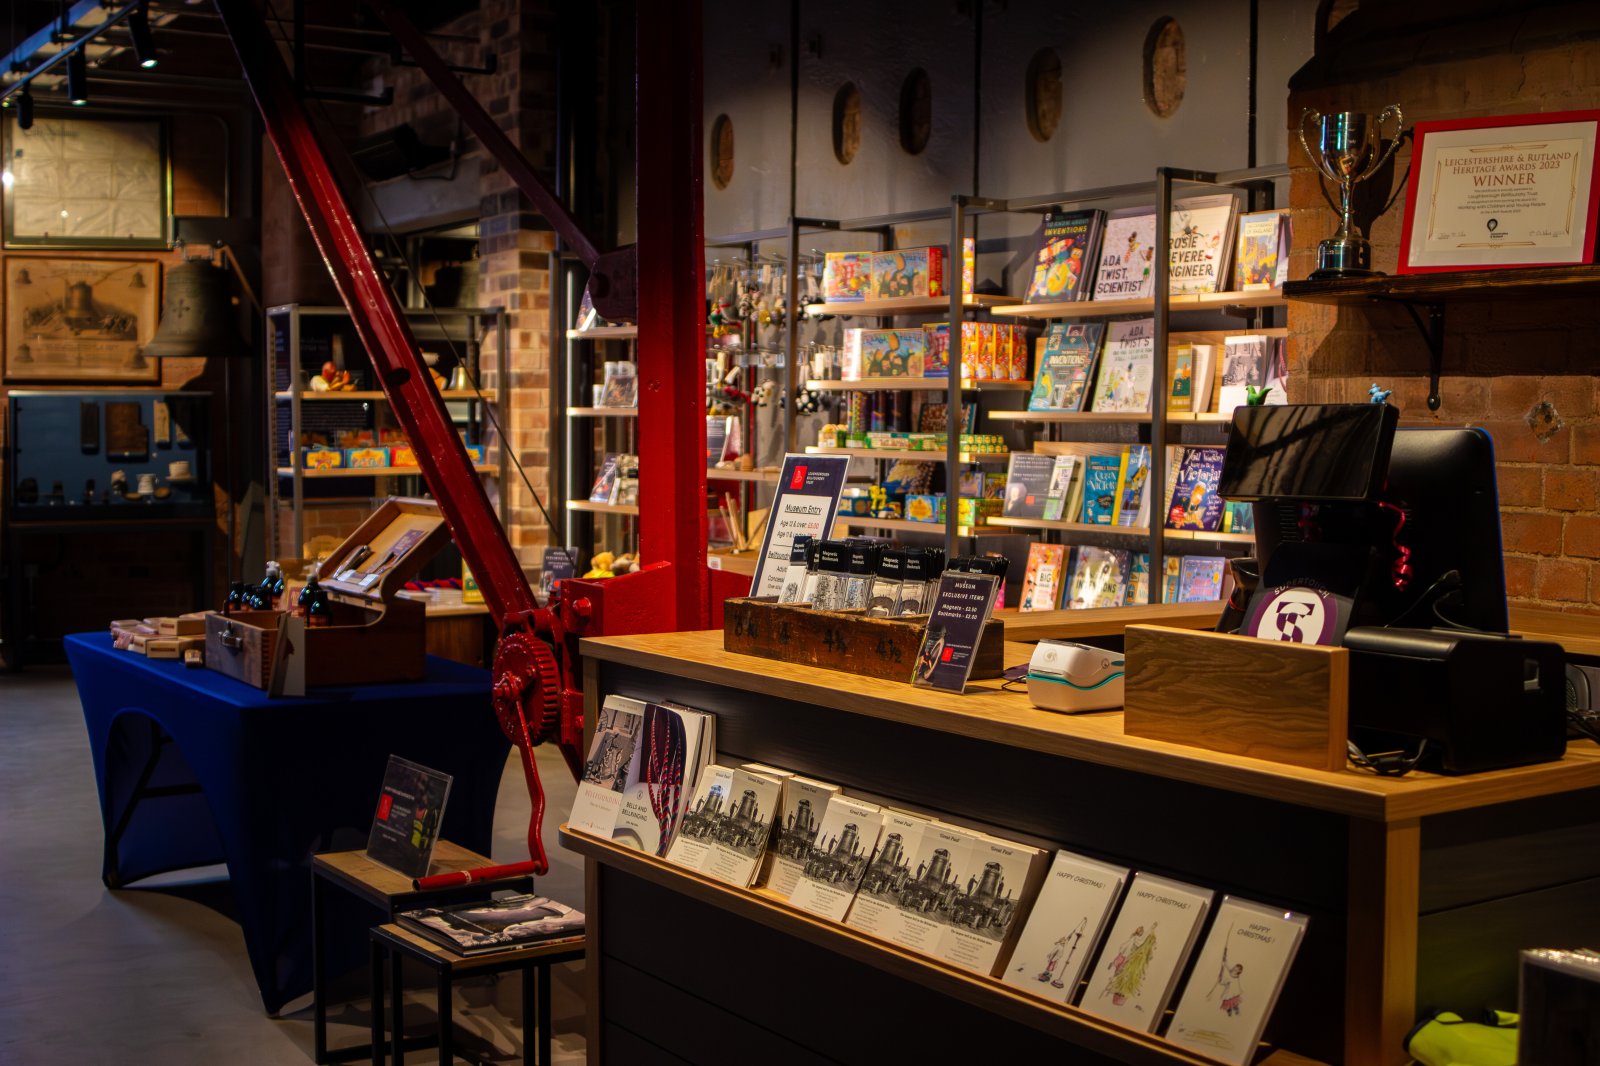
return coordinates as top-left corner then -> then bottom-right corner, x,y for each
262,561 -> 286,611
224,581 -> 247,615
306,580 -> 334,629
296,572 -> 322,620
241,582 -> 266,611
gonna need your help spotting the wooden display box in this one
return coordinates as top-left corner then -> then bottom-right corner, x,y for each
205,497 -> 451,691
723,597 -> 1004,683
1122,624 -> 1349,771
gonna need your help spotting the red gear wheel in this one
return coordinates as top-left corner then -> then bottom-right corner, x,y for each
491,629 -> 562,874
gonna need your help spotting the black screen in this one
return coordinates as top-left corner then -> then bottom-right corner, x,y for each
1219,404 -> 1399,502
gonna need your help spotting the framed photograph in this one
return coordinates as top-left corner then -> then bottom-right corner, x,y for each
1398,110 -> 1600,273
3,112 -> 170,249
3,255 -> 162,383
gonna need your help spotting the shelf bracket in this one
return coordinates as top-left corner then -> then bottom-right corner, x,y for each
1397,301 -> 1446,411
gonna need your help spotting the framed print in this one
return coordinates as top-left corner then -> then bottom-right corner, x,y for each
3,113 -> 170,249
1398,110 -> 1600,273
4,256 -> 161,383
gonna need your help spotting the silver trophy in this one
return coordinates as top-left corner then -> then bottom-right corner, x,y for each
1298,106 -> 1404,279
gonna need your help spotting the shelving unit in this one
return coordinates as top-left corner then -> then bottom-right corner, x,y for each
834,516 -> 1007,538
564,324 -> 639,340
566,500 -> 641,516
989,287 -> 1284,320
990,516 -> 1152,537
266,304 -> 507,558
805,445 -> 1010,464
805,377 -> 1030,393
706,467 -> 784,484
566,407 -> 638,418
804,293 -> 1023,316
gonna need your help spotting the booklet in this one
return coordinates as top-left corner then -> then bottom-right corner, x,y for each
1003,851 -> 1129,1006
366,755 -> 452,879
397,893 -> 584,957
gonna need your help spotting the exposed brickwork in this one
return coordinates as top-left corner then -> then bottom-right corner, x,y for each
1287,23 -> 1600,615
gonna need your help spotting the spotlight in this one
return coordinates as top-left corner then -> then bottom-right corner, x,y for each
128,3 -> 158,69
66,50 -> 88,106
18,89 -> 34,129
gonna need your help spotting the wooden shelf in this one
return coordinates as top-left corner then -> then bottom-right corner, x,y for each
997,601 -> 1223,642
988,410 -> 1233,425
805,377 -> 1031,393
577,629 -> 1600,822
274,390 -> 495,402
1282,265 -> 1600,305
806,446 -> 1010,465
1169,529 -> 1255,545
564,324 -> 638,339
706,550 -> 759,576
990,288 -> 1285,320
277,464 -> 498,478
989,516 -> 1152,537
567,499 -> 640,516
707,467 -> 782,483
805,294 -> 1024,316
832,515 -> 1010,538
567,406 -> 638,418
561,826 -> 1310,1066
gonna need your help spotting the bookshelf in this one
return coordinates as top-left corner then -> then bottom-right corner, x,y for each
805,377 -> 1031,393
566,499 -> 640,517
989,287 -> 1285,320
804,293 -> 1023,316
277,464 -> 500,479
566,406 -> 637,418
806,445 -> 1010,464
833,516 -> 1009,538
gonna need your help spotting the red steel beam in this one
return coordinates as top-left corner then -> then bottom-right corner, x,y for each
212,0 -> 539,630
637,0 -> 708,631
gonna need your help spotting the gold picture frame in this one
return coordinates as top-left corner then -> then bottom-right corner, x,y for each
3,255 -> 162,383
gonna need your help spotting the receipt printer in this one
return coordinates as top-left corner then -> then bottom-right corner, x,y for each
1344,627 -> 1566,774
1027,640 -> 1125,713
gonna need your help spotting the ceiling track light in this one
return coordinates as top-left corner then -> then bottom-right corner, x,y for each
128,2 -> 157,68
66,48 -> 88,106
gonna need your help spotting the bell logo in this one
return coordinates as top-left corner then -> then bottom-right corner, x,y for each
1260,588 -> 1328,645
790,464 -> 808,489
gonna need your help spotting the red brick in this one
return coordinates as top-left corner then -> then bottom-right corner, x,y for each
1545,469 -> 1598,512
1501,511 -> 1563,555
1496,465 -> 1542,508
1536,558 -> 1590,603
1482,420 -> 1569,464
1503,554 -> 1537,600
1564,515 -> 1600,559
1436,376 -> 1490,419
1488,375 -> 1541,416
1540,376 -> 1599,420
1574,425 -> 1600,466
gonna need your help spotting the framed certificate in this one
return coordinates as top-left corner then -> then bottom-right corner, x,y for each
3,112 -> 170,250
1398,110 -> 1600,273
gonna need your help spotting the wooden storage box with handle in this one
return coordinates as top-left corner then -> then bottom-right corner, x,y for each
204,497 -> 453,690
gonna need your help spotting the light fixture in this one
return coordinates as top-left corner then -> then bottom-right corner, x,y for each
17,89 -> 34,129
66,49 -> 88,106
128,3 -> 157,68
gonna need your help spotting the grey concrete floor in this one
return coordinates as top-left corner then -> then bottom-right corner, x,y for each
0,665 -> 587,1065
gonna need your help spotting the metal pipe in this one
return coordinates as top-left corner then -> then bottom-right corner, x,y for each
0,1 -> 146,103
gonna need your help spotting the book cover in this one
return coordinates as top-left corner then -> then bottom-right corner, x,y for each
1117,445 -> 1151,528
1168,345 -> 1197,413
613,703 -> 713,857
1125,553 -> 1151,606
1027,323 -> 1105,412
366,755 -> 452,879
1081,455 -> 1123,526
1068,547 -> 1131,610
1161,556 -> 1183,603
1003,851 -> 1129,1006
1089,318 -> 1154,413
1081,872 -> 1215,1032
1222,500 -> 1256,535
1003,452 -> 1059,519
1189,343 -> 1216,415
767,776 -> 842,899
1168,194 -> 1239,296
588,454 -> 620,504
846,809 -> 934,937
1025,209 -> 1105,303
1020,543 -> 1068,612
934,834 -> 1048,978
1235,210 -> 1290,291
397,894 -> 584,957
787,795 -> 886,923
1165,446 -> 1227,532
884,823 -> 986,957
1218,335 -> 1277,412
1166,897 -> 1309,1065
663,764 -> 734,874
1041,454 -> 1079,522
1178,556 -> 1228,603
600,360 -> 637,408
871,246 -> 945,299
823,251 -> 871,301
665,765 -> 784,888
569,696 -> 647,837
1093,207 -> 1157,301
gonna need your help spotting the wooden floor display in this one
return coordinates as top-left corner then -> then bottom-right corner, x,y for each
568,630 -> 1600,1065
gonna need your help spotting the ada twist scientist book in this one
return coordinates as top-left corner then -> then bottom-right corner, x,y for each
1080,872 -> 1214,1033
1003,851 -> 1129,1007
1165,896 -> 1308,1065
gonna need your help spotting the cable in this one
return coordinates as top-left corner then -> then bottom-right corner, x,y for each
1347,738 -> 1427,776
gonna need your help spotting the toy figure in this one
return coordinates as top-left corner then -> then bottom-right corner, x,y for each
1244,384 -> 1273,406
311,360 -> 354,392
1369,382 -> 1392,405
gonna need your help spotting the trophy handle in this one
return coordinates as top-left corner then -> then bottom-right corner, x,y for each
1297,108 -> 1338,182
1361,105 -> 1406,184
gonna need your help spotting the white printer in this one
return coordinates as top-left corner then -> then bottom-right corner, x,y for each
1026,640 -> 1125,713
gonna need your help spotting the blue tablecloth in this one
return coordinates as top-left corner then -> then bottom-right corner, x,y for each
65,632 -> 510,1014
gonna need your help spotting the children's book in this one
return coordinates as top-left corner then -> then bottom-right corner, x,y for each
589,454 -> 620,504
1117,445 -> 1151,529
1003,851 -> 1129,1007
846,809 -> 936,937
1004,452 -> 1059,519
1166,897 -> 1309,1065
612,703 -> 715,857
1178,556 -> 1228,603
1042,454 -> 1080,522
767,776 -> 842,898
1020,543 -> 1068,612
1027,323 -> 1105,412
1025,209 -> 1105,303
1161,555 -> 1183,604
1081,455 -> 1124,526
1234,210 -> 1292,291
787,796 -> 886,922
1218,336 -> 1285,411
1125,554 -> 1151,606
1165,446 -> 1227,532
570,696 -> 647,837
1068,547 -> 1131,610
932,833 -> 1048,978
1080,872 -> 1214,1032
1089,318 -> 1154,413
1093,207 -> 1157,301
1222,500 -> 1256,535
1168,194 -> 1240,296
1169,343 -> 1216,415
600,361 -> 638,407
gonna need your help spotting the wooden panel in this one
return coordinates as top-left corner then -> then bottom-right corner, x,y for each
722,598 -> 1005,683
1419,787 -> 1600,912
1509,604 -> 1600,659
1344,819 -> 1419,1066
1124,626 -> 1348,772
601,1023 -> 692,1065
313,841 -> 493,907
304,596 -> 427,687
424,611 -> 490,668
203,609 -> 280,689
1282,264 -> 1600,305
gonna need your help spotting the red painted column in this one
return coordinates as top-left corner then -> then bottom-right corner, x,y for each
636,0 -> 709,631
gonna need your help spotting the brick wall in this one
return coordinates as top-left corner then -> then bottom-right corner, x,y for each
1286,9 -> 1600,614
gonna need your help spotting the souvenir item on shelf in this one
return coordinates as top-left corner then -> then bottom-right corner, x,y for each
823,251 -> 872,302
570,696 -> 648,837
1068,547 -> 1131,610
1081,872 -> 1214,1032
869,245 -> 946,300
311,360 -> 354,392
613,703 -> 717,858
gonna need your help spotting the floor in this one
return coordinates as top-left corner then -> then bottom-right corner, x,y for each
0,665 -> 588,1065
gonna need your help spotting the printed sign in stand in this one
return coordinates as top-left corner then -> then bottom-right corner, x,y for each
366,754 -> 453,878
749,453 -> 851,599
911,571 -> 1000,693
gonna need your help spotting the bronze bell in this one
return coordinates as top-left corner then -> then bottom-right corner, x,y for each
143,252 -> 242,359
